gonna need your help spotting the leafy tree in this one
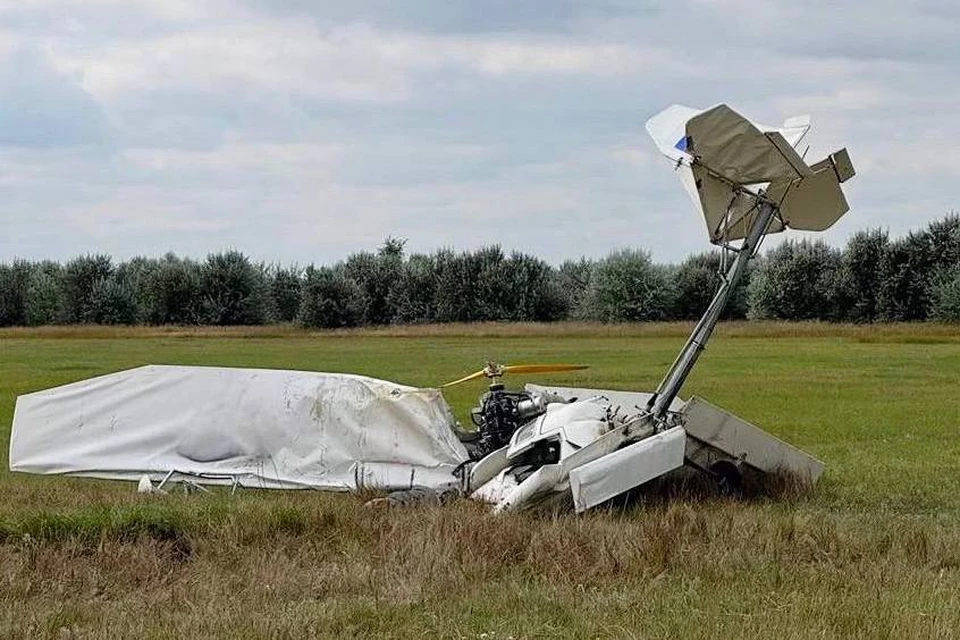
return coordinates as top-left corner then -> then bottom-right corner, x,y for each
0,260 -> 33,326
670,251 -> 750,321
672,252 -> 718,321
142,254 -> 203,325
8,215 -> 960,327
269,265 -> 303,323
556,258 -> 593,318
836,229 -> 888,322
113,256 -> 160,324
747,240 -> 843,320
496,252 -> 567,322
389,253 -> 438,324
87,274 -> 139,325
873,215 -> 960,322
472,245 -> 508,320
379,236 -> 407,259
61,254 -> 113,323
877,232 -> 933,321
577,249 -> 674,322
926,213 -> 960,272
25,261 -> 65,325
200,251 -> 269,325
298,265 -> 367,328
429,245 -> 566,323
434,249 -> 480,323
343,237 -> 405,326
929,265 -> 960,322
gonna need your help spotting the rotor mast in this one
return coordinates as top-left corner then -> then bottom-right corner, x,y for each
647,200 -> 777,421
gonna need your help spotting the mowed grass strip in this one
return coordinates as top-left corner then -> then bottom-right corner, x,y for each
1,322 -> 959,638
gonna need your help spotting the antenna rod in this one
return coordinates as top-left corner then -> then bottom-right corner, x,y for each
647,200 -> 777,421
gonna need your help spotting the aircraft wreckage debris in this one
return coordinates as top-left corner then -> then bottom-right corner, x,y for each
9,103 -> 852,513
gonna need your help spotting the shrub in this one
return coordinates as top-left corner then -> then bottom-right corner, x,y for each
0,260 -> 33,326
434,249 -> 480,323
25,261 -> 65,325
576,249 -> 674,322
61,255 -> 113,323
269,265 -> 303,323
429,245 -> 567,323
471,245 -> 511,321
495,252 -> 567,322
389,253 -> 438,324
672,251 -> 750,320
298,266 -> 367,328
6,217 -> 958,327
343,238 -> 405,326
836,229 -> 888,322
929,265 -> 960,322
877,232 -> 932,321
142,254 -> 203,325
200,251 -> 268,325
556,258 -> 594,318
672,253 -> 713,321
926,214 -> 960,272
114,257 -> 158,323
86,274 -> 139,325
747,240 -> 843,320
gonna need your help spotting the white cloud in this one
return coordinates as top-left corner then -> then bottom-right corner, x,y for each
0,0 -> 957,265
47,21 -> 670,110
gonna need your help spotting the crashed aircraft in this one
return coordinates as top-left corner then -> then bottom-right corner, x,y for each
9,103 -> 855,512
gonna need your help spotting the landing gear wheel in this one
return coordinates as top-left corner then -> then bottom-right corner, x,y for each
710,460 -> 744,496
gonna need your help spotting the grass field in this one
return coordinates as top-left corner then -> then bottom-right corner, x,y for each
1,322 -> 959,638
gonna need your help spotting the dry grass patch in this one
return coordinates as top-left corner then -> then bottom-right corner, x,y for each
2,494 -> 959,638
2,320 -> 958,342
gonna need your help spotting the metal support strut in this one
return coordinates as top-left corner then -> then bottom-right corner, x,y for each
647,200 -> 778,422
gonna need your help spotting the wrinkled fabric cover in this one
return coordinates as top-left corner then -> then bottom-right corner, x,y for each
10,365 -> 468,491
646,103 -> 810,177
645,103 -> 851,245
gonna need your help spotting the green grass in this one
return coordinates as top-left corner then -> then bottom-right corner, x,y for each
1,322 -> 959,638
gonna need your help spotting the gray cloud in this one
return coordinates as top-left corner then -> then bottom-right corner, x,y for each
241,0 -> 658,35
0,49 -> 110,147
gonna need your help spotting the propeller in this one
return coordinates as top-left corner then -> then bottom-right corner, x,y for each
441,362 -> 588,388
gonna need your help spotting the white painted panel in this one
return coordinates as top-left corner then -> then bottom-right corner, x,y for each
682,396 -> 824,482
569,426 -> 686,513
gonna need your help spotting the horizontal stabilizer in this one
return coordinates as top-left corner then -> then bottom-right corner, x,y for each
682,396 -> 824,483
811,147 -> 855,183
645,103 -> 855,244
766,162 -> 850,232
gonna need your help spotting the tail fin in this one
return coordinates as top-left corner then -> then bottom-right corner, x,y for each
767,148 -> 855,232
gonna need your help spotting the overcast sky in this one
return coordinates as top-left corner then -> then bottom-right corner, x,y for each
1,0 -> 957,266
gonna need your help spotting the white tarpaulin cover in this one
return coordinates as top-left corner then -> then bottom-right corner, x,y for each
10,365 -> 469,491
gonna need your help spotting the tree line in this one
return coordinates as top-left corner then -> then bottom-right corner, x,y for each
0,215 -> 958,328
